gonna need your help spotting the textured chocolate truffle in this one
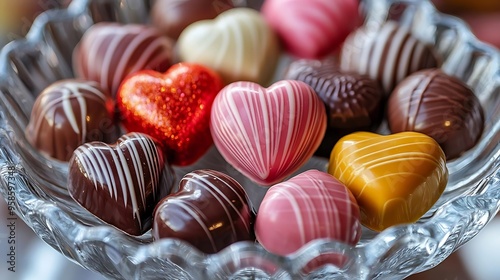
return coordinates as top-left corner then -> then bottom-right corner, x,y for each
387,68 -> 484,160
73,23 -> 173,96
150,0 -> 234,40
285,58 -> 384,157
340,21 -> 440,95
68,133 -> 174,236
152,169 -> 255,254
25,79 -> 118,161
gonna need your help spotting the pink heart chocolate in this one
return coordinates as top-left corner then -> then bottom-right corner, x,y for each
262,0 -> 360,58
255,170 -> 361,256
68,132 -> 174,236
210,80 -> 327,186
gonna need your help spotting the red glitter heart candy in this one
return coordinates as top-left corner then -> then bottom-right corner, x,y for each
117,63 -> 224,166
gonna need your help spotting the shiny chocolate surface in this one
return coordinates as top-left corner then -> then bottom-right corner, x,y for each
152,169 -> 255,254
387,68 -> 485,160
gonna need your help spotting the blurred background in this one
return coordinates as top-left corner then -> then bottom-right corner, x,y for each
1,0 -> 500,279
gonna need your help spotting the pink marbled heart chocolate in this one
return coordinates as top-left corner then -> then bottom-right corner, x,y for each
262,0 -> 360,59
210,80 -> 327,186
255,170 -> 361,256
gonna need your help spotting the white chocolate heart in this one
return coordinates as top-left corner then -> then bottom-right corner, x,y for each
177,8 -> 280,85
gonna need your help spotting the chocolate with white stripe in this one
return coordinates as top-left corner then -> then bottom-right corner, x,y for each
340,21 -> 439,95
152,169 -> 255,254
25,79 -> 119,161
68,132 -> 174,236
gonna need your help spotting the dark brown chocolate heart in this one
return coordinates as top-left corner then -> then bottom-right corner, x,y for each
152,169 -> 255,254
67,132 -> 174,236
285,58 -> 384,157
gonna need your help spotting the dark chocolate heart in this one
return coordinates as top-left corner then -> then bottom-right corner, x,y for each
285,58 -> 384,157
152,169 -> 255,254
68,132 -> 174,236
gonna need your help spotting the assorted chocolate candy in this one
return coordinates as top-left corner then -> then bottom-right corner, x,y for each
25,79 -> 119,161
23,0 -> 487,258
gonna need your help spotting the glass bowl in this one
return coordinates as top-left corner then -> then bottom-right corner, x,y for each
1,0 -> 500,279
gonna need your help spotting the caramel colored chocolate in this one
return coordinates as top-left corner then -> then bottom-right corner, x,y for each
328,131 -> 448,231
68,133 -> 174,236
285,58 -> 384,157
25,79 -> 118,161
151,0 -> 234,40
152,169 -> 255,254
387,68 -> 484,160
340,21 -> 440,95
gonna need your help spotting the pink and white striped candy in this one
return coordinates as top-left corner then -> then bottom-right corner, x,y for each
210,80 -> 327,186
262,0 -> 360,59
73,23 -> 173,96
255,170 -> 361,256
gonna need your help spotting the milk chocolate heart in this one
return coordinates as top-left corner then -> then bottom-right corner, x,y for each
152,169 -> 255,254
151,0 -> 234,39
328,132 -> 448,231
177,8 -> 280,85
117,63 -> 224,166
73,22 -> 173,96
68,132 -> 174,236
262,0 -> 360,58
210,80 -> 327,186
255,170 -> 361,256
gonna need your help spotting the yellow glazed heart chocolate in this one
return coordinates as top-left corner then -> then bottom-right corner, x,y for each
177,8 -> 280,85
328,131 -> 448,231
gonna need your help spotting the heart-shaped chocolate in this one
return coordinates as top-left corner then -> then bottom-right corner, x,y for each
177,8 -> 280,85
285,58 -> 384,157
73,22 -> 173,96
151,0 -> 234,39
68,132 -> 174,236
210,80 -> 327,186
117,63 -> 224,166
340,21 -> 440,95
25,79 -> 119,161
328,131 -> 448,231
255,170 -> 361,256
152,169 -> 255,254
262,0 -> 360,58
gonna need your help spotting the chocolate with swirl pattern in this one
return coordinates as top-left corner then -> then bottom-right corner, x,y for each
285,58 -> 384,157
152,169 -> 255,254
387,68 -> 484,160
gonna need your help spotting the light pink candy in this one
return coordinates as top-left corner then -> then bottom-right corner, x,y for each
255,170 -> 361,256
210,80 -> 326,186
262,0 -> 360,59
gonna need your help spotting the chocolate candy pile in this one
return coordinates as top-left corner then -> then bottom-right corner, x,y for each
24,0 -> 484,263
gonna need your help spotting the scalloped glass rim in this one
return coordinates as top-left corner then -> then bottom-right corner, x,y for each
0,0 -> 500,279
